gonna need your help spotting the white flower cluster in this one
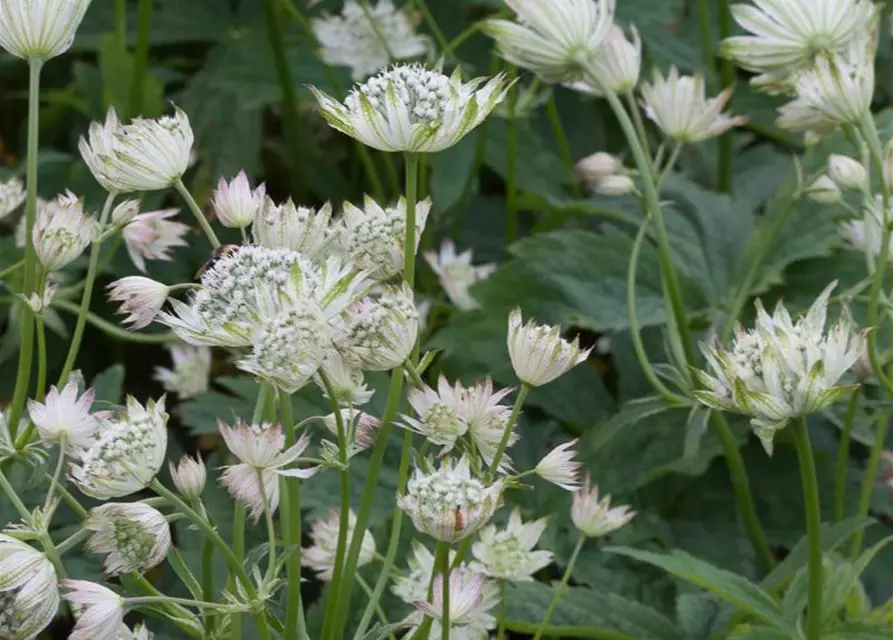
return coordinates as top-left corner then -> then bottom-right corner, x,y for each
302,509 -> 376,580
424,241 -> 496,310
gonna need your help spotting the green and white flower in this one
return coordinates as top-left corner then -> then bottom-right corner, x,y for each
424,240 -> 496,310
213,170 -> 265,229
0,535 -> 59,640
169,455 -> 207,501
0,176 -> 25,220
153,343 -> 212,398
470,508 -> 553,581
0,0 -> 91,61
571,474 -> 635,538
507,309 -> 591,387
253,198 -> 334,258
302,509 -> 376,580
85,503 -> 171,576
62,580 -> 125,640
32,191 -> 96,271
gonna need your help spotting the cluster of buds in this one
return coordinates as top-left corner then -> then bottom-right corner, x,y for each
576,152 -> 635,196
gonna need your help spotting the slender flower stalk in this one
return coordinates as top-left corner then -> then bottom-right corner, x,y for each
530,533 -> 586,640
174,180 -> 220,249
792,418 -> 822,640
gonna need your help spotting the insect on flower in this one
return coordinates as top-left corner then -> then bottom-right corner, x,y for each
195,244 -> 242,279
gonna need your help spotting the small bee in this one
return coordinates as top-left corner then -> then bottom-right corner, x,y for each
195,244 -> 241,279
453,506 -> 466,534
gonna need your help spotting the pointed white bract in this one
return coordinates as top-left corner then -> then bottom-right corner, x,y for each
0,176 -> 25,220
121,208 -> 190,273
219,419 -> 319,522
337,283 -> 419,371
640,68 -> 747,143
62,580 -> 125,640
69,396 -> 169,499
840,196 -> 893,259
254,198 -> 334,258
569,24 -> 641,96
507,309 -> 591,387
398,456 -> 503,543
314,350 -> 375,407
153,343 -> 212,398
483,0 -> 616,84
107,276 -> 170,330
33,191 -> 96,271
302,508 -> 376,580
413,570 -> 495,628
310,64 -> 510,152
213,170 -> 265,229
0,0 -> 91,60
571,474 -> 635,537
321,408 -> 380,450
694,283 -> 863,454
424,240 -> 496,310
79,107 -> 195,192
470,508 -> 553,581
0,535 -> 59,640
401,376 -> 468,453
169,455 -> 207,500
27,380 -> 97,451
313,0 -> 430,80
85,503 -> 171,576
535,439 -> 582,491
456,377 -> 516,470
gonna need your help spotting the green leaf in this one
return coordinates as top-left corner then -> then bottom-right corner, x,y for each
676,593 -> 731,640
97,33 -> 164,120
607,547 -> 795,632
822,536 -> 893,626
90,364 -> 125,405
585,395 -> 676,454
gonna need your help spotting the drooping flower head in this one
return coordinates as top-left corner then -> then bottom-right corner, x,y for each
169,454 -> 207,500
85,503 -> 171,576
0,0 -> 92,61
153,343 -> 212,398
568,24 -> 642,96
213,170 -> 266,229
0,535 -> 59,640
121,208 -> 190,273
694,282 -> 863,454
61,580 -> 125,640
456,378 -> 517,470
424,240 -> 496,310
107,276 -> 170,330
313,0 -> 430,80
470,508 -> 553,581
33,191 -> 96,271
337,283 -> 419,371
314,349 -> 375,407
254,198 -> 334,258
69,396 -> 169,499
535,439 -> 582,491
400,376 -> 468,453
310,63 -> 511,152
507,309 -> 591,387
571,474 -> 635,537
27,380 -> 97,451
0,176 -> 25,220
302,509 -> 376,580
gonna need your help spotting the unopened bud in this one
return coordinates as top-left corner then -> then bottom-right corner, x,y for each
169,455 -> 207,500
828,154 -> 867,191
806,175 -> 842,205
595,174 -> 635,196
111,199 -> 141,226
576,152 -> 622,182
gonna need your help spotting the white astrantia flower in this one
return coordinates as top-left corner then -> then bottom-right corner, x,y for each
392,541 -> 456,604
69,396 -> 169,499
302,508 -> 376,580
85,503 -> 171,576
401,376 -> 468,453
342,195 -> 431,279
470,508 -> 553,581
840,196 -> 893,259
337,283 -> 419,370
694,282 -> 863,454
535,439 -> 582,491
313,0 -> 430,81
0,0 -> 91,60
507,309 -> 591,387
219,419 -> 319,522
310,63 -> 511,153
79,107 -> 195,193
27,380 -> 97,451
122,208 -> 190,273
314,350 -> 375,407
33,191 -> 96,271
398,456 -> 503,543
254,197 -> 334,258
413,570 -> 495,628
153,343 -> 212,398
0,176 -> 25,220
0,535 -> 59,640
720,0 -> 879,93
572,474 -> 635,538
567,24 -> 641,96
213,170 -> 265,229
62,580 -> 125,640
457,378 -> 516,470
424,240 -> 496,310
805,174 -> 842,205
107,276 -> 170,330
169,455 -> 207,500
483,0 -> 616,84
640,67 -> 747,143
828,154 -> 867,192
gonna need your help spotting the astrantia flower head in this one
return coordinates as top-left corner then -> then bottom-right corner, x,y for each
413,570 -> 495,627
0,176 -> 25,220
337,283 -> 419,371
33,191 -> 96,271
397,456 -> 503,543
153,343 -> 212,398
470,508 -> 553,581
721,0 -> 879,93
572,474 -> 635,537
79,107 -> 195,192
311,63 -> 511,152
169,454 -> 207,500
254,197 -> 334,258
457,378 -> 517,470
569,24 -> 641,96
483,0 -> 616,84
0,535 -> 59,640
640,68 -> 747,142
424,240 -> 496,310
219,419 -> 319,522
314,350 -> 375,407
535,439 -> 582,490
213,170 -> 265,229
107,276 -> 170,330
342,195 -> 431,279
62,580 -> 125,640
840,195 -> 893,259
507,309 -> 591,387
27,380 -> 97,451
313,0 -> 430,81
0,0 -> 91,60
69,396 -> 168,499
401,376 -> 468,453
694,282 -> 863,454
122,208 -> 189,273
392,541 -> 456,604
302,509 -> 376,580
85,503 -> 171,576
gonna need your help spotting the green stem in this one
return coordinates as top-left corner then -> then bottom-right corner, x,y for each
43,444 -> 66,513
200,535 -> 214,610
413,0 -> 449,51
505,69 -> 519,245
174,180 -> 220,249
793,417 -> 823,640
403,153 -> 420,287
437,541 -> 450,640
695,0 -> 717,80
51,299 -> 177,342
57,192 -> 117,389
834,390 -> 861,523
625,92 -> 652,160
497,580 -> 507,640
486,384 -> 529,480
531,533 -> 586,640
7,60 -> 43,441
442,21 -> 482,58
0,259 -> 24,281
130,0 -> 153,115
849,411 -> 889,559
280,391 -> 308,640
545,97 -> 582,200
717,0 -> 735,193
355,575 -> 396,640
127,596 -> 231,611
257,469 -> 278,580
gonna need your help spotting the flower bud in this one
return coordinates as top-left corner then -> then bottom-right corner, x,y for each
828,154 -> 867,191
575,152 -> 622,182
594,174 -> 635,196
213,170 -> 265,229
572,474 -> 635,538
507,309 -> 591,387
111,199 -> 142,226
169,455 -> 207,500
33,191 -> 96,271
806,175 -> 842,204
0,0 -> 91,61
337,283 -> 419,371
107,276 -> 170,330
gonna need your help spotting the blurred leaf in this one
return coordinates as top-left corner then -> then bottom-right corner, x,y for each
90,364 -> 125,405
97,34 -> 164,119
